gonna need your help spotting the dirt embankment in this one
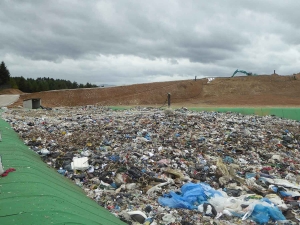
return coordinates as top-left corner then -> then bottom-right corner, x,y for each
5,73 -> 300,108
0,89 -> 23,95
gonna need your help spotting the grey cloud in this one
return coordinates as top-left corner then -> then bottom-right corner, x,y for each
0,0 -> 251,62
142,69 -> 172,76
169,59 -> 178,65
1,0 -> 300,85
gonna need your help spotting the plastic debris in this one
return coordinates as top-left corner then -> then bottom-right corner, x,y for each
0,155 -> 4,175
2,106 -> 300,224
1,168 -> 16,177
71,157 -> 89,171
127,211 -> 147,224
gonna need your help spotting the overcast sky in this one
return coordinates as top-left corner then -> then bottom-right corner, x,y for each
1,0 -> 300,86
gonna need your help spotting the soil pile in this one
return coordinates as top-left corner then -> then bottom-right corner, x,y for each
5,74 -> 300,108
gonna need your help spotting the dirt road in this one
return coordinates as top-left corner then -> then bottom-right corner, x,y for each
0,95 -> 20,107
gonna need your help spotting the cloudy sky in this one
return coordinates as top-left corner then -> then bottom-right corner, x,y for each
1,1 -> 300,86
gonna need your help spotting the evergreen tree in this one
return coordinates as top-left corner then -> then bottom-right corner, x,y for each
9,77 -> 18,89
0,61 -> 11,85
72,81 -> 78,89
40,81 -> 49,91
17,76 -> 27,92
85,82 -> 92,88
11,76 -> 98,92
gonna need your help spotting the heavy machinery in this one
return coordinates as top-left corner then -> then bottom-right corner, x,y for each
231,69 -> 256,77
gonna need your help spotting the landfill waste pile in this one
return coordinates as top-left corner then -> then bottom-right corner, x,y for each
2,106 -> 300,225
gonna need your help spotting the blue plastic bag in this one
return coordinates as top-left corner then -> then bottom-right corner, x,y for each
158,182 -> 222,209
243,199 -> 286,224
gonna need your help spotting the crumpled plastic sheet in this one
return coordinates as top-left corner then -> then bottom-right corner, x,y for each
160,182 -> 287,224
158,182 -> 222,209
243,198 -> 286,224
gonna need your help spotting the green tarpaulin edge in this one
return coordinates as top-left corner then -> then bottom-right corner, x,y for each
188,107 -> 300,121
0,118 -> 126,225
108,106 -> 300,121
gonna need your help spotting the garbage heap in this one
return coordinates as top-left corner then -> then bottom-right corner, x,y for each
2,106 -> 300,225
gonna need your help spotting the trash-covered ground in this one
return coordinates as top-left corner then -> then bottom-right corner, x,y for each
2,106 -> 300,225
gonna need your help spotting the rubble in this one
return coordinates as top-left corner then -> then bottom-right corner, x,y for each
2,106 -> 300,224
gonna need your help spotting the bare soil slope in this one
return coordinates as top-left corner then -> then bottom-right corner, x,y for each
6,74 -> 300,108
0,89 -> 23,95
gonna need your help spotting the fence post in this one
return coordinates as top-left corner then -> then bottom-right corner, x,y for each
168,93 -> 171,108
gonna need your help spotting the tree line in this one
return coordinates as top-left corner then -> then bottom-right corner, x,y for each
0,61 -> 98,93
0,61 -> 10,86
11,77 -> 98,93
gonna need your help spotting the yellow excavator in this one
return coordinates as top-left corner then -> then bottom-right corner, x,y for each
231,69 -> 256,77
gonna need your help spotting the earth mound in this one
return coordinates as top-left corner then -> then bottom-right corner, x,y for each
5,73 -> 300,108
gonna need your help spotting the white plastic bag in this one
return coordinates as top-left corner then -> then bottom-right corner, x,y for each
71,157 -> 89,170
0,155 -> 4,175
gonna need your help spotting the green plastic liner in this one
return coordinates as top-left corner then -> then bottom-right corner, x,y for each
188,107 -> 300,121
108,106 -> 300,121
0,118 -> 126,225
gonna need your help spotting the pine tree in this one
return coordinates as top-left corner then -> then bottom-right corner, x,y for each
17,76 -> 27,92
0,61 -> 11,85
9,77 -> 18,89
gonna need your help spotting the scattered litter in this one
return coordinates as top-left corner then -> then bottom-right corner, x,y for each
2,106 -> 300,224
71,157 -> 89,171
1,168 -> 16,177
207,78 -> 215,83
0,155 -> 4,175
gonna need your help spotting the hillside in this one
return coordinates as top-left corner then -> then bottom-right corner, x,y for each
6,73 -> 300,108
0,89 -> 23,95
